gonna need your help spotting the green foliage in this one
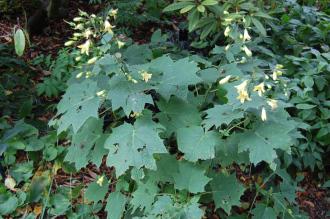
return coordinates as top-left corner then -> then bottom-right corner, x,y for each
210,173 -> 245,214
163,0 -> 274,48
36,49 -> 73,97
107,0 -> 168,30
48,5 -> 317,218
1,0 -> 330,218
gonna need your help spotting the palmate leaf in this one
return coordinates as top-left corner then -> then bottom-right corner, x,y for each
135,195 -> 204,219
130,176 -> 159,213
135,55 -> 201,101
237,122 -> 294,168
52,80 -> 100,134
85,177 -> 109,203
107,75 -> 153,116
0,196 -> 18,215
149,155 -> 210,194
156,97 -> 202,136
105,112 -> 167,177
177,126 -> 220,162
157,56 -> 201,100
203,104 -> 244,130
64,117 -> 103,170
123,44 -> 153,65
106,192 -> 127,219
210,173 -> 245,215
252,204 -> 277,219
173,161 -> 211,193
215,134 -> 249,167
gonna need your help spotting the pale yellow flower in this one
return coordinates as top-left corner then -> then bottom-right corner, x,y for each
243,29 -> 251,41
117,40 -> 125,48
219,75 -> 231,85
235,80 -> 251,103
114,52 -> 122,59
235,80 -> 249,92
224,26 -> 231,36
87,57 -> 98,64
272,64 -> 283,80
253,82 -> 265,96
64,41 -> 75,46
84,29 -> 93,38
276,64 -> 284,69
78,40 -> 91,55
104,20 -> 115,34
73,17 -> 83,22
128,75 -> 138,84
140,71 -> 152,82
110,9 -> 118,18
5,176 -> 16,192
261,107 -> 267,121
97,90 -> 106,97
237,90 -> 251,103
243,45 -> 252,57
130,112 -> 141,118
75,23 -> 84,30
96,176 -> 105,186
267,99 -> 278,110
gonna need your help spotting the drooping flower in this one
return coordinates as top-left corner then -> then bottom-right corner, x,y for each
272,64 -> 284,80
73,17 -> 83,22
267,99 -> 278,110
87,57 -> 98,64
261,107 -> 267,121
219,75 -> 231,85
84,29 -> 93,39
78,39 -> 91,55
253,82 -> 265,96
64,41 -> 75,46
243,29 -> 251,41
224,26 -> 231,36
140,70 -> 152,82
235,80 -> 251,103
243,45 -> 252,57
110,9 -> 118,18
104,20 -> 115,34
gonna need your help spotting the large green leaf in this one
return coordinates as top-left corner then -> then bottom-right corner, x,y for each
52,80 -> 100,133
107,75 -> 153,116
203,104 -> 244,129
237,122 -> 294,167
252,204 -> 277,219
143,55 -> 201,100
177,126 -> 219,162
130,177 -> 158,213
156,97 -> 202,136
106,192 -> 127,219
163,2 -> 194,12
85,177 -> 109,203
210,173 -> 245,215
173,161 -> 210,193
64,117 -> 103,170
0,196 -> 18,215
215,134 -> 249,167
105,112 -> 167,176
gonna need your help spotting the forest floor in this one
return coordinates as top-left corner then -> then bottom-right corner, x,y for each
0,1 -> 329,218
